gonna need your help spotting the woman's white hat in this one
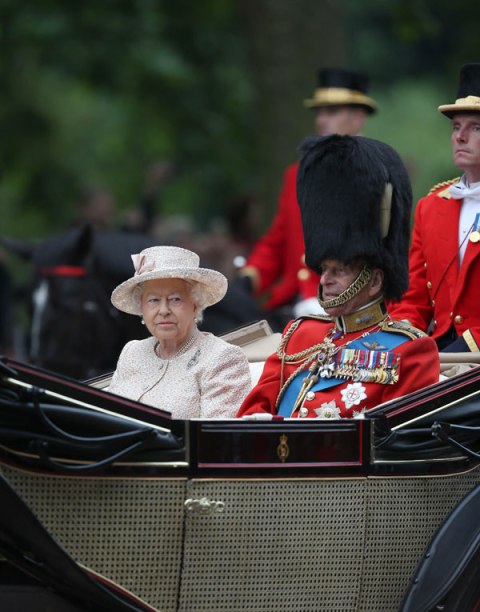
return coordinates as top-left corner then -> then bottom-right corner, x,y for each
111,246 -> 227,315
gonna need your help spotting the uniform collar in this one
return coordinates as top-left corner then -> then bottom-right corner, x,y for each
335,298 -> 387,333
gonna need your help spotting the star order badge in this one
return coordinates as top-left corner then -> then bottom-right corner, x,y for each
341,382 -> 367,409
314,401 -> 341,419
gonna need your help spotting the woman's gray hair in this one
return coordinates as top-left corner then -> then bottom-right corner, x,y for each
133,279 -> 206,323
188,282 -> 206,322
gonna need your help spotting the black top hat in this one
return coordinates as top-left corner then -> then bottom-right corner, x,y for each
296,135 -> 412,301
303,68 -> 377,114
438,63 -> 480,117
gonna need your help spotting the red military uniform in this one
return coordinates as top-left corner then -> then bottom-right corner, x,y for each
237,313 -> 439,419
389,180 -> 480,351
242,163 -> 320,310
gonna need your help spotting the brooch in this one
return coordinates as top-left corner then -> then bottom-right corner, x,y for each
187,348 -> 201,369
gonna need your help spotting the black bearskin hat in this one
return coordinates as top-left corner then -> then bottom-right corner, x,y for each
296,134 -> 412,301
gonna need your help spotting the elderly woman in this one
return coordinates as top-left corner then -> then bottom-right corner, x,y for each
108,246 -> 252,418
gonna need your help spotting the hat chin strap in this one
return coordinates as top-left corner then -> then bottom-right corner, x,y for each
318,264 -> 372,309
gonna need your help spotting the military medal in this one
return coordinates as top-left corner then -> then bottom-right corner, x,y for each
469,213 -> 480,243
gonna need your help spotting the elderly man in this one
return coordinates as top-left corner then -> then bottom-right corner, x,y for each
239,68 -> 377,325
390,63 -> 480,352
237,135 -> 439,419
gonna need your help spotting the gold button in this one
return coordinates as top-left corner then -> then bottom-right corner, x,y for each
454,315 -> 463,325
449,312 -> 453,318
431,300 -> 435,306
424,262 -> 428,268
427,281 -> 432,289
305,391 -> 315,401
299,407 -> 309,418
298,268 -> 310,280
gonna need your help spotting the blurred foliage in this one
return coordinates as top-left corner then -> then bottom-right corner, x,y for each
363,80 -> 455,206
343,0 -> 480,207
344,0 -> 480,84
0,0 -> 253,239
1,0 -> 480,244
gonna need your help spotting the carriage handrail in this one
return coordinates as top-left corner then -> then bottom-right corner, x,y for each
432,421 -> 480,461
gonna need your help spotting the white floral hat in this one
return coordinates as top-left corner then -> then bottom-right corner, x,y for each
111,246 -> 227,315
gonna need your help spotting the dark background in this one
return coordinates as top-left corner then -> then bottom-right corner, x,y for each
1,0 -> 478,243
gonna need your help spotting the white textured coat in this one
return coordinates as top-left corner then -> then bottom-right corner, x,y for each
108,333 -> 252,419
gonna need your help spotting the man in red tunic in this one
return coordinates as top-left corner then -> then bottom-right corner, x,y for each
237,135 -> 439,419
389,64 -> 480,352
239,68 -> 377,326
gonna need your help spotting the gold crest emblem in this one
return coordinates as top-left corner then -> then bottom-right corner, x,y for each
277,434 -> 290,463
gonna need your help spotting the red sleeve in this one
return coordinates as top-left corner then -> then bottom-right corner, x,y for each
236,349 -> 283,416
462,329 -> 480,351
244,165 -> 296,295
388,197 -> 433,331
380,335 -> 439,404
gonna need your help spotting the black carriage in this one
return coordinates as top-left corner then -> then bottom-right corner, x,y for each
1,342 -> 480,611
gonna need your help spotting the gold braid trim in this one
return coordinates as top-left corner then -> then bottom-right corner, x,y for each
427,177 -> 460,196
276,318 -> 330,362
275,318 -> 335,408
275,352 -> 319,409
318,265 -> 372,309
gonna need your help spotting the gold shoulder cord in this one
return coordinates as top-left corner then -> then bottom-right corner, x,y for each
277,320 -> 326,362
427,177 -> 460,195
276,319 -> 333,408
276,351 -> 320,409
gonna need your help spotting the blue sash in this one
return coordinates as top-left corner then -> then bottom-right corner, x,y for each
277,330 -> 408,417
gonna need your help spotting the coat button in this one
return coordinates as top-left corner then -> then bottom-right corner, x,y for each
454,315 -> 463,325
299,407 -> 309,418
427,281 -> 432,289
305,391 -> 315,401
298,268 -> 310,280
431,299 -> 435,306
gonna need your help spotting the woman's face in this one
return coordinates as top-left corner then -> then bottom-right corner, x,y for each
141,278 -> 197,347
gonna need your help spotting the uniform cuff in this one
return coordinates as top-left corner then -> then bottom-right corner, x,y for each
463,330 -> 479,352
239,266 -> 260,292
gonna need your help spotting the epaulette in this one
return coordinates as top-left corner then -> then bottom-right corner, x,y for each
427,177 -> 460,198
381,319 -> 427,340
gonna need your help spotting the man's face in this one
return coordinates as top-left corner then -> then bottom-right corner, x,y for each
314,106 -> 367,137
319,258 -> 383,318
451,113 -> 480,182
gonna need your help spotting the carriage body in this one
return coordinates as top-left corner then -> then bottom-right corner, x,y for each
1,355 -> 480,611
